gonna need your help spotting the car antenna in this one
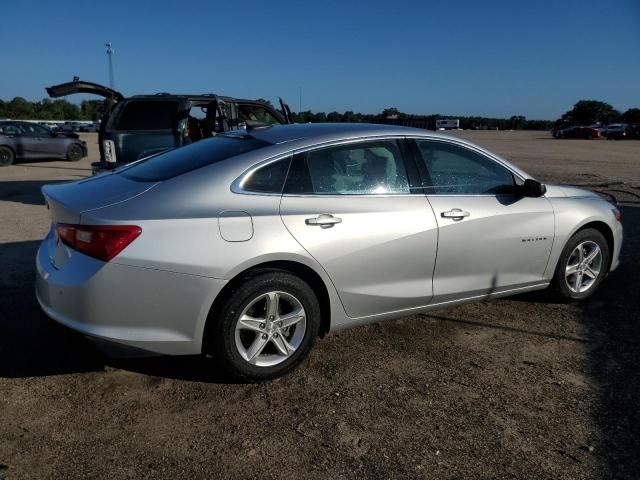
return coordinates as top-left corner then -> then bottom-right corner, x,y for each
245,120 -> 272,132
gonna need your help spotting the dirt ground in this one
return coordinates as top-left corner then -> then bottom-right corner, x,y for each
0,131 -> 638,479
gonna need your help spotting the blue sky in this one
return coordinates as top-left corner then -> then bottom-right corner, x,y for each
1,0 -> 638,119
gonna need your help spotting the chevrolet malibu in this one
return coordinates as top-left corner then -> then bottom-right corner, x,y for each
36,123 -> 623,381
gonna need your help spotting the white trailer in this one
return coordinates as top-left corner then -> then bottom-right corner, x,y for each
436,119 -> 460,130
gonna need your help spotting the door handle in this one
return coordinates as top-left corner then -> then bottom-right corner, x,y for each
441,208 -> 470,220
305,213 -> 342,228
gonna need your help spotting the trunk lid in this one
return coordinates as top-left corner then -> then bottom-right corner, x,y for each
42,175 -> 156,268
42,174 -> 157,223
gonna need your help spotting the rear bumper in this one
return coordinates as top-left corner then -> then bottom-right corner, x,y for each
35,237 -> 226,356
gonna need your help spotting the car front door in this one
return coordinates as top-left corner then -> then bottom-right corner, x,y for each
23,124 -> 65,157
279,138 -> 438,318
412,138 -> 554,303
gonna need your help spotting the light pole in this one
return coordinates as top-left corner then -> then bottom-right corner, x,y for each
105,42 -> 115,89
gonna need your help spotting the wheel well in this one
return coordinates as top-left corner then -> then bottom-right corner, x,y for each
577,221 -> 614,271
0,144 -> 16,155
202,261 -> 332,354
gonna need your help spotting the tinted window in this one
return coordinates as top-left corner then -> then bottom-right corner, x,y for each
22,124 -> 51,137
242,157 -> 291,193
415,140 -> 514,195
0,124 -> 24,135
120,135 -> 271,182
284,140 -> 410,195
115,100 -> 180,130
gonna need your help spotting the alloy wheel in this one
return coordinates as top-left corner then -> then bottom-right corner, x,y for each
234,291 -> 307,367
565,240 -> 603,293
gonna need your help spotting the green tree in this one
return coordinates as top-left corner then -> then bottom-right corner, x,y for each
510,115 -> 526,130
6,97 -> 35,118
81,100 -> 105,121
326,111 -> 341,123
381,107 -> 400,118
621,108 -> 640,124
562,100 -> 620,125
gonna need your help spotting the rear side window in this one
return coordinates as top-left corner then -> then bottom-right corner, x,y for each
241,158 -> 291,193
115,100 -> 179,130
120,136 -> 271,181
284,140 -> 410,195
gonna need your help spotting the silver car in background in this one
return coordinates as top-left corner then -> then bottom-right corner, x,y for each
36,123 -> 623,380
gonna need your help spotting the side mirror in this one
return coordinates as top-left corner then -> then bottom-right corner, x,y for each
521,179 -> 546,197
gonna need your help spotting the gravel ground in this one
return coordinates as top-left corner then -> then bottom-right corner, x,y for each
0,131 -> 638,479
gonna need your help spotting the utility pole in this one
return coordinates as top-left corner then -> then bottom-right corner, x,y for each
299,86 -> 302,113
105,42 -> 115,89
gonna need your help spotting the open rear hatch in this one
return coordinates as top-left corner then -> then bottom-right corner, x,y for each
46,80 -> 124,102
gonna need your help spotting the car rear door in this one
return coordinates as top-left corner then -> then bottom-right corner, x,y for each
279,138 -> 438,319
412,138 -> 554,303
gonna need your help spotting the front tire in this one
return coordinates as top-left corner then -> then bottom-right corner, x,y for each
209,271 -> 321,381
66,144 -> 83,161
0,146 -> 15,166
551,228 -> 610,301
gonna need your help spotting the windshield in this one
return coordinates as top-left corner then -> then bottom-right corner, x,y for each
119,135 -> 271,182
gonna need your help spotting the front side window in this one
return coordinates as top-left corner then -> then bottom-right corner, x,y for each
415,140 -> 514,195
284,140 -> 410,195
23,124 -> 51,137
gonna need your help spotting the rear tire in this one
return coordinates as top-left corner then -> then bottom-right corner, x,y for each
550,228 -> 610,302
66,144 -> 83,161
209,271 -> 321,382
0,146 -> 14,166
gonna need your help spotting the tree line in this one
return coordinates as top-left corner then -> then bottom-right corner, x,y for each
0,97 -> 104,121
555,100 -> 640,129
2,96 -> 638,130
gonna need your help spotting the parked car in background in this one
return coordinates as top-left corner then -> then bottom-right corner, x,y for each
0,120 -> 87,166
78,122 -> 100,133
606,123 -> 640,140
555,126 -> 601,139
46,80 -> 294,174
36,123 -> 622,380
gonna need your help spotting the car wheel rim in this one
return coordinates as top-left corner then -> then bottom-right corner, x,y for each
234,291 -> 307,367
565,240 -> 603,294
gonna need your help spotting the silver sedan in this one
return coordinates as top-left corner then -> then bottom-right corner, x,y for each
36,123 -> 623,380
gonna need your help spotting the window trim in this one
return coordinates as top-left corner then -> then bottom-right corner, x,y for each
232,134 -> 527,198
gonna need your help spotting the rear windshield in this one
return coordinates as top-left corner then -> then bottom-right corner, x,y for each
115,100 -> 179,130
119,135 -> 271,181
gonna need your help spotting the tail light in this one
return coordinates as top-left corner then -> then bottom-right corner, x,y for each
103,139 -> 117,163
56,224 -> 141,261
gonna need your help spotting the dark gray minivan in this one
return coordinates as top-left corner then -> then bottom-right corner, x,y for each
47,80 -> 293,174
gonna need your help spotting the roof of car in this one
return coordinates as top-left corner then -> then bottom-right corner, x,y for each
126,94 -> 265,104
235,122 -> 443,145
223,122 -> 533,181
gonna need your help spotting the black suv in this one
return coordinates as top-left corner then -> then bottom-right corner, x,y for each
47,80 -> 294,173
